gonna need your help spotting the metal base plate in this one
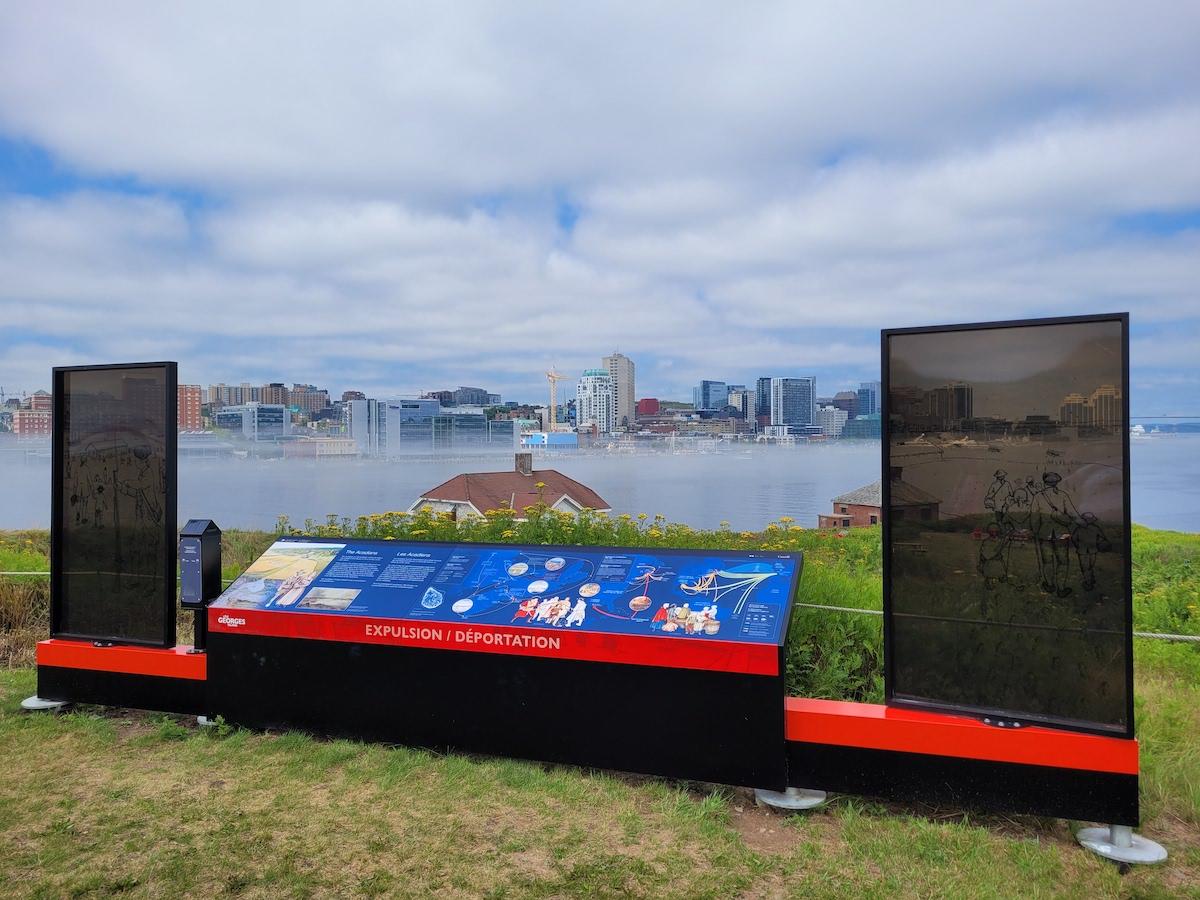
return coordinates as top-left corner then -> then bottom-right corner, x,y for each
754,787 -> 827,811
21,695 -> 67,712
1076,826 -> 1168,865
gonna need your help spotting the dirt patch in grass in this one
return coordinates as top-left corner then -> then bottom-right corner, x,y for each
731,802 -> 807,855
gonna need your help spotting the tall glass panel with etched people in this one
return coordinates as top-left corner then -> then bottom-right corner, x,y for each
886,318 -> 1129,733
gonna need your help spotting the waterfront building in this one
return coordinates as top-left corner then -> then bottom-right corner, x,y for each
520,431 -> 580,450
12,408 -> 51,438
819,482 -> 881,529
693,380 -> 728,412
411,453 -> 610,520
770,377 -> 816,427
577,369 -> 615,434
857,381 -> 881,417
841,413 -> 881,439
487,393 -> 502,406
213,403 -> 290,441
816,404 -> 849,437
603,352 -> 636,430
342,390 -> 366,402
282,437 -> 358,459
343,398 -> 381,454
636,397 -> 660,417
178,384 -> 203,430
28,390 -> 52,412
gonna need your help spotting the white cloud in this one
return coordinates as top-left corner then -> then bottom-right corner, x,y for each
0,2 -> 1197,408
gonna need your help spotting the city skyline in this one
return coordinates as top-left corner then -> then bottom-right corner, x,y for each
1,7 -> 1196,418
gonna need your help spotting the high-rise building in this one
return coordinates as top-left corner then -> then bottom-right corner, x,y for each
692,380 -> 728,411
927,381 -> 974,428
832,391 -> 859,419
178,384 -> 203,430
1089,385 -> 1122,429
857,381 -> 881,417
816,404 -> 849,437
770,377 -> 817,427
342,390 -> 367,403
577,369 -> 615,434
261,383 -> 289,406
290,384 -> 331,415
755,377 -> 772,418
727,389 -> 754,420
344,398 -> 381,455
602,352 -> 636,430
1059,393 -> 1090,425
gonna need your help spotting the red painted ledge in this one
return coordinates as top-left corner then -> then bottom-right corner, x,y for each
36,639 -> 207,681
785,697 -> 1138,775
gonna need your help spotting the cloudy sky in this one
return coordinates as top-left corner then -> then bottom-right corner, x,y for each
1,3 -> 1197,414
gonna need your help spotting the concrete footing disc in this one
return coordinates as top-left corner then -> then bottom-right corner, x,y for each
1076,826 -> 1168,865
20,695 -> 67,712
754,787 -> 827,811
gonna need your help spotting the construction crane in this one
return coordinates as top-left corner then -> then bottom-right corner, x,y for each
546,370 -> 570,432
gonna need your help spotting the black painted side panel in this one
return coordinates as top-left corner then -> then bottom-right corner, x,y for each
208,633 -> 787,789
787,741 -> 1138,825
37,665 -> 205,716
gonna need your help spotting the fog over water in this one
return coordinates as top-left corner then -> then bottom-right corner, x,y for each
1,438 -> 1197,533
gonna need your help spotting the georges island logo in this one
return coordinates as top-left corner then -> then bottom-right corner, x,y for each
216,614 -> 247,628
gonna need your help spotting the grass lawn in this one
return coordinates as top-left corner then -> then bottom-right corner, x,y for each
0,519 -> 1197,897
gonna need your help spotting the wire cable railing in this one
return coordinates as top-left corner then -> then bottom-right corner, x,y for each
3,571 -> 1197,643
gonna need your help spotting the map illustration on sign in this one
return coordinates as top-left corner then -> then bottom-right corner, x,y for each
211,538 -> 800,646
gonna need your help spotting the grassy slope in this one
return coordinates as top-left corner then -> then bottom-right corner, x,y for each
0,518 -> 1197,897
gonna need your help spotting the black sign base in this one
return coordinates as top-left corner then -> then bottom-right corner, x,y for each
207,633 -> 787,790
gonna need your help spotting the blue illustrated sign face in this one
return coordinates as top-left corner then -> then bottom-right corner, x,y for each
212,538 -> 801,646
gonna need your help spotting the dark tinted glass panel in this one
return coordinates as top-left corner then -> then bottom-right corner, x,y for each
55,366 -> 174,644
885,319 -> 1129,734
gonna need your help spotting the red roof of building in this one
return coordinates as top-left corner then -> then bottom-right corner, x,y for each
416,468 -> 611,516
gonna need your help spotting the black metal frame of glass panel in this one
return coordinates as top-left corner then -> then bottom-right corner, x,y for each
880,313 -> 1133,738
50,361 -> 178,648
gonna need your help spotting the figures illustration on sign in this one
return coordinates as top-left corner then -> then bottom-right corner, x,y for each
978,468 -> 1110,600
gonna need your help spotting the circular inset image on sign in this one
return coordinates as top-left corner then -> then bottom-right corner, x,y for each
629,596 -> 651,613
579,582 -> 601,598
507,562 -> 529,577
545,557 -> 566,572
451,598 -> 473,614
527,580 -> 549,594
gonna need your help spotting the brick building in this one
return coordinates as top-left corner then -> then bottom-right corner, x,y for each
819,482 -> 882,529
178,384 -> 203,430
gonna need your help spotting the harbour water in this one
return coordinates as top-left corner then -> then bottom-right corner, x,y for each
1,437 -> 1197,533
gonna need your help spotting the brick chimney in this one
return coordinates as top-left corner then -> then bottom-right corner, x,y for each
515,452 -> 534,476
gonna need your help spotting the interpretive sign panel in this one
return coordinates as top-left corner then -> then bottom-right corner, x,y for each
52,362 -> 178,647
210,538 -> 801,674
883,315 -> 1132,735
